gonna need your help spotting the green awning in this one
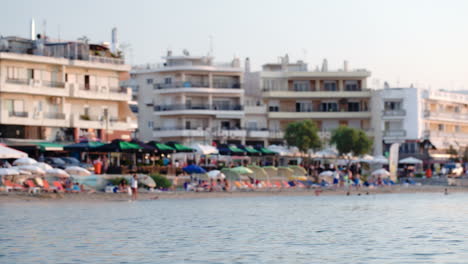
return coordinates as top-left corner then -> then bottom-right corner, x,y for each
36,142 -> 64,151
155,143 -> 175,151
244,147 -> 260,154
228,146 -> 245,153
118,141 -> 142,150
260,147 -> 276,154
173,143 -> 194,152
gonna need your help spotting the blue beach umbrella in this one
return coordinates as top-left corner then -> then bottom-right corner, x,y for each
183,164 -> 207,174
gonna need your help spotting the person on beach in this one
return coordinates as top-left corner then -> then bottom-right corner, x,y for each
131,174 -> 138,200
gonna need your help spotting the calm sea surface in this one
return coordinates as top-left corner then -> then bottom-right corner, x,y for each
1,193 -> 468,264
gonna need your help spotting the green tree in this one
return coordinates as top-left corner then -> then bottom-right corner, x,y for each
331,126 -> 373,156
284,120 -> 321,152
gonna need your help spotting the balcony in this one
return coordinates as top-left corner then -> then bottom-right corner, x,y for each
424,130 -> 468,140
245,105 -> 267,114
211,128 -> 246,138
246,129 -> 270,138
154,104 -> 244,118
268,109 -> 371,119
153,127 -> 208,138
0,111 -> 70,127
153,81 -> 243,95
69,84 -> 131,101
424,110 -> 468,121
262,89 -> 371,99
382,109 -> 406,118
2,78 -> 69,96
383,129 -> 407,137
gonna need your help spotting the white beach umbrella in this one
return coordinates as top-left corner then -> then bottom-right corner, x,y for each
207,170 -> 221,179
0,145 -> 28,159
18,165 -> 46,175
13,157 -> 37,166
11,167 -> 33,176
359,154 -> 374,162
399,157 -> 423,164
314,148 -> 338,159
0,168 -> 20,176
65,166 -> 92,176
372,168 -> 390,177
46,168 -> 70,178
190,143 -> 218,155
34,162 -> 53,171
372,155 -> 389,164
319,170 -> 334,177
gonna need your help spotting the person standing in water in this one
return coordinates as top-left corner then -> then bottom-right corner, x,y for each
131,174 -> 138,200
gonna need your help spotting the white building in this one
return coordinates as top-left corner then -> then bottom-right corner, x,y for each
133,51 -> 245,145
375,86 -> 468,161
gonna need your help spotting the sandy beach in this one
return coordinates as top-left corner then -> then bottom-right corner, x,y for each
0,185 -> 466,203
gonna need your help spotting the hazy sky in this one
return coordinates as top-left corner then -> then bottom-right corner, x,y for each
2,0 -> 468,90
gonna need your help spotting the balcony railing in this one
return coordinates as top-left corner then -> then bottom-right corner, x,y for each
383,109 -> 406,116
153,81 -> 241,90
153,82 -> 209,89
383,130 -> 406,137
109,87 -> 128,94
153,126 -> 207,131
88,55 -> 125,65
8,111 -> 28,118
42,80 -> 65,88
6,78 -> 29,85
44,112 -> 66,119
268,107 -> 369,112
154,104 -> 243,111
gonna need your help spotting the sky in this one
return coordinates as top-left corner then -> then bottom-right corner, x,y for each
2,0 -> 468,90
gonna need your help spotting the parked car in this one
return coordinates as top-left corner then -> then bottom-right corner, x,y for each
45,157 -> 67,169
60,157 -> 94,172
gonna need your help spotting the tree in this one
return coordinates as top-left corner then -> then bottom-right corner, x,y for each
330,126 -> 373,156
283,120 -> 321,152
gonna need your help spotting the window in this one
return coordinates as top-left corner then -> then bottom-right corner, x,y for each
323,81 -> 337,91
320,102 -> 338,112
27,69 -> 34,79
455,125 -> 460,132
65,73 -> 68,82
438,124 -> 444,131
146,78 -> 153,84
293,81 -> 310,91
247,121 -> 258,130
345,80 -> 359,91
296,101 -> 313,112
384,101 -> 402,110
164,77 -> 172,84
147,121 -> 154,128
348,102 -> 360,112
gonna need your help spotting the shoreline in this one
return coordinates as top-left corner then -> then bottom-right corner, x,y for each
0,185 -> 465,203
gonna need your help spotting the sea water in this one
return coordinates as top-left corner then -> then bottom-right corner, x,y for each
1,193 -> 468,264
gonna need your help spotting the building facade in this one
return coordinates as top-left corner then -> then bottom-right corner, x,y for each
247,55 -> 374,147
133,51 -> 245,145
0,35 -> 137,142
376,87 -> 468,160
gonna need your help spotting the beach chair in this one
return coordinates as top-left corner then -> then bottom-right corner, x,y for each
42,180 -> 53,192
25,180 -> 41,194
244,182 -> 256,190
274,181 -> 282,188
53,181 -> 64,192
282,181 -> 291,189
3,180 -> 24,191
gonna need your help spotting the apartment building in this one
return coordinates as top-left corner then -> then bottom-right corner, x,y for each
0,34 -> 137,142
376,87 -> 468,161
133,51 -> 245,145
245,55 -> 373,146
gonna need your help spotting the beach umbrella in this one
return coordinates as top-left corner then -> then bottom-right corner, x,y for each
136,174 -> 156,188
13,157 -> 37,166
34,162 -> 53,171
94,139 -> 143,153
65,166 -> 92,176
255,147 -> 277,156
359,154 -> 374,163
147,141 -> 175,154
18,165 -> 46,175
399,157 -> 423,164
46,168 -> 70,178
183,164 -> 207,174
64,141 -> 104,152
0,145 -> 28,159
0,168 -> 20,176
373,155 -> 389,164
190,143 -> 218,155
372,168 -> 390,177
130,139 -> 157,153
314,148 -> 338,159
207,170 -> 221,179
319,170 -> 334,177
289,165 -> 307,176
230,166 -> 253,174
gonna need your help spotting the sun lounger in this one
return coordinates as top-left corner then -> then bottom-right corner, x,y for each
244,182 -> 256,190
25,180 -> 41,193
42,180 -> 54,192
53,181 -> 64,192
282,181 -> 291,188
3,180 -> 24,191
274,181 -> 282,188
